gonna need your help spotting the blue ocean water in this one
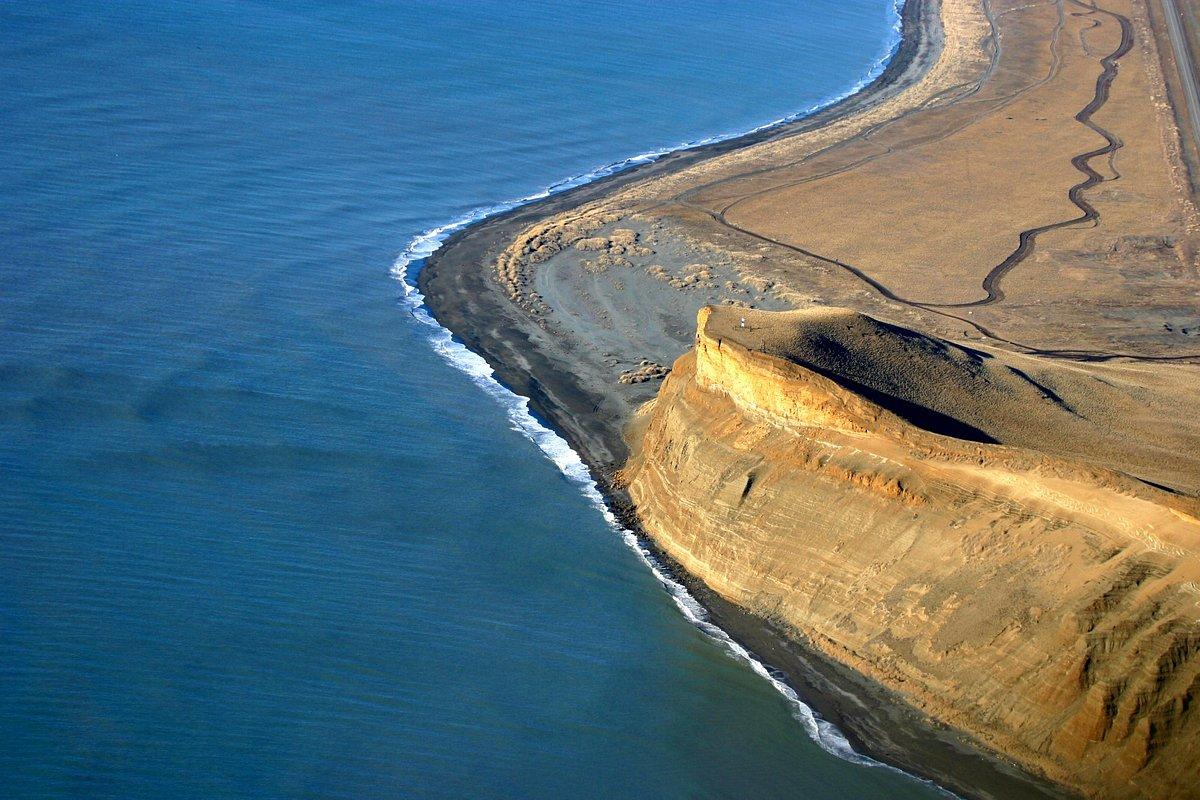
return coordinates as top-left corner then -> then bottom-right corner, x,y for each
1,1 -> 948,797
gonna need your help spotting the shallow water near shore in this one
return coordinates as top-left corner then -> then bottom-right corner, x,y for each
3,1 -> 946,797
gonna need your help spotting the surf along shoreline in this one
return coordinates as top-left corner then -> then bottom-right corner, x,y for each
415,1 -> 1071,797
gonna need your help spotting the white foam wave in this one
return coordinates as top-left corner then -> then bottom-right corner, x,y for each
393,5 -> 954,794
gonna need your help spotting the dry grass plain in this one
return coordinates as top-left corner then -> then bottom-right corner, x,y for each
674,0 -> 1199,355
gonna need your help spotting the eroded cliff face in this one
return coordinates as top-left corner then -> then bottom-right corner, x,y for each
622,306 -> 1200,799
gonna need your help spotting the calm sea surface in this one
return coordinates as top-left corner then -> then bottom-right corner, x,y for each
1,2 -> 947,797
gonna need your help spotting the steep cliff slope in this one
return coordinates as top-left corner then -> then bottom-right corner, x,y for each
623,306 -> 1200,799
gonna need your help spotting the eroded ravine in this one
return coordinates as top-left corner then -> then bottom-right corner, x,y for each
930,0 -> 1131,309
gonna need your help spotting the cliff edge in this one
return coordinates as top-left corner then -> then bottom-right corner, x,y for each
623,306 -> 1200,799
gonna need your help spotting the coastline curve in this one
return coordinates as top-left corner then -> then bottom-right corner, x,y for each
389,1 -> 960,794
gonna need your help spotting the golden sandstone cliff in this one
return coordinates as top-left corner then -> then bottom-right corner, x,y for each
622,306 -> 1200,799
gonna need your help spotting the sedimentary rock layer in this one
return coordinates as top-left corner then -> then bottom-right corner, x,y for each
623,306 -> 1200,799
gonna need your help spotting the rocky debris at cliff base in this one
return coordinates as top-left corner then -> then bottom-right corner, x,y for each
618,360 -> 671,384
